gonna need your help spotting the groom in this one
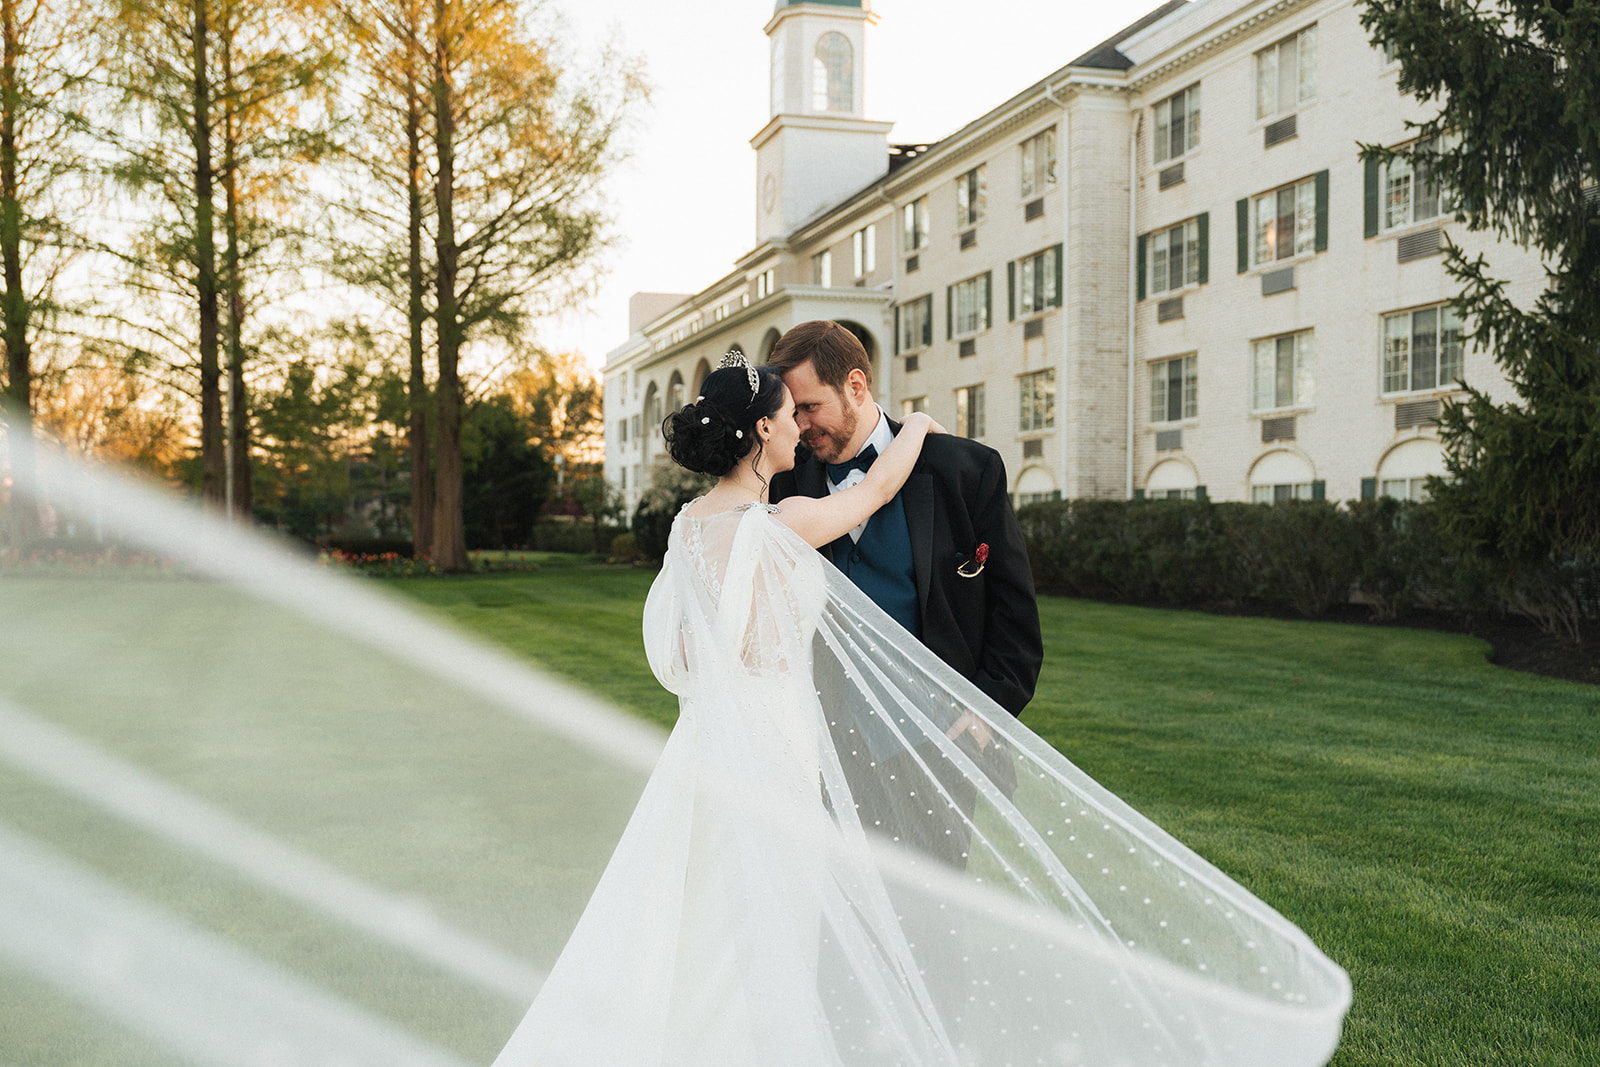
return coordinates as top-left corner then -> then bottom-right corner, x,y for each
766,320 -> 1042,864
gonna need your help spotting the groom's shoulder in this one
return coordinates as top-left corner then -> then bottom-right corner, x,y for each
921,432 -> 1003,475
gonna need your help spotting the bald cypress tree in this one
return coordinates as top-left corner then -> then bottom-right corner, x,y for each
1361,0 -> 1600,639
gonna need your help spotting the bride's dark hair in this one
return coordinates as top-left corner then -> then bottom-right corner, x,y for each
663,364 -> 784,478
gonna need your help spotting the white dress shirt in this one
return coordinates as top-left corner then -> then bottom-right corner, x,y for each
825,405 -> 894,542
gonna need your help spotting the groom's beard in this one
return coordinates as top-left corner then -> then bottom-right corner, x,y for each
801,404 -> 859,465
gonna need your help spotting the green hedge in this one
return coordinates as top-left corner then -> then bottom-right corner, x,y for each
530,520 -> 623,555
1017,498 -> 1510,620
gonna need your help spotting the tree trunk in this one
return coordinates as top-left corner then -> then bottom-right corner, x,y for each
406,10 -> 431,558
191,0 -> 223,507
429,0 -> 466,572
220,7 -> 249,522
0,0 -> 34,545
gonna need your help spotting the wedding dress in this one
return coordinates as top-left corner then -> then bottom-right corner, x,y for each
492,503 -> 1351,1067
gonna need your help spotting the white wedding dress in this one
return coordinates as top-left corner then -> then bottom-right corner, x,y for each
492,503 -> 1351,1067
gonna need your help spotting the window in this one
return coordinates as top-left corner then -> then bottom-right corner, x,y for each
1150,355 -> 1198,423
955,384 -> 986,438
630,414 -> 640,441
1019,369 -> 1055,431
949,272 -> 991,337
1255,25 -> 1317,119
956,165 -> 986,227
1149,219 -> 1200,295
1013,245 -> 1062,316
620,467 -> 627,491
902,197 -> 928,252
770,37 -> 785,114
1383,136 -> 1452,230
1020,128 -> 1056,198
1383,304 -> 1464,394
1381,477 -> 1431,501
618,418 -> 629,444
813,32 -> 852,112
811,250 -> 831,287
1252,331 -> 1315,411
901,396 -> 926,417
896,294 -> 933,353
1252,176 -> 1317,265
1153,83 -> 1200,164
1251,483 -> 1315,504
756,268 -> 775,299
852,224 -> 876,277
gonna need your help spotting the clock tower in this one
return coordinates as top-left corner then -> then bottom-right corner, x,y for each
753,0 -> 893,244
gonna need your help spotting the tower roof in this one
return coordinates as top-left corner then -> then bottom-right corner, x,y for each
774,0 -> 863,10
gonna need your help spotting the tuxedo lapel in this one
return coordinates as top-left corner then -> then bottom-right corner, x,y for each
902,469 -> 935,619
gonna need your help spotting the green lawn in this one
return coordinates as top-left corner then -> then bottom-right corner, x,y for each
394,562 -> 1600,1067
2,557 -> 1595,1065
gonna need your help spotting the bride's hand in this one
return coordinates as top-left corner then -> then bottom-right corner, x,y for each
903,411 -> 947,435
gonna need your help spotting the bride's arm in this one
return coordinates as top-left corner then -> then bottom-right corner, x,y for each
775,412 -> 943,548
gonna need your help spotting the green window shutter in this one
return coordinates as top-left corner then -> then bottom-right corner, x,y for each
1314,169 -> 1330,253
1195,485 -> 1208,502
1133,489 -> 1146,501
1236,198 -> 1249,273
893,305 -> 901,356
1007,261 -> 1016,322
1196,212 -> 1210,285
1360,477 -> 1376,500
1311,479 -> 1326,501
1136,233 -> 1147,301
946,286 -> 953,340
1051,243 -> 1063,307
1364,158 -> 1381,239
984,270 -> 993,329
922,294 -> 932,347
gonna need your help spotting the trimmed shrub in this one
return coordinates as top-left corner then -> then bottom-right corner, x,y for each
530,520 -> 622,555
610,532 -> 638,560
322,536 -> 414,558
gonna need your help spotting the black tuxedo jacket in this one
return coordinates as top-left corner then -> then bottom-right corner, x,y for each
769,422 -> 1043,717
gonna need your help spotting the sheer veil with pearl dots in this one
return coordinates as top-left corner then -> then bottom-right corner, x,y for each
1,433 -> 1349,1066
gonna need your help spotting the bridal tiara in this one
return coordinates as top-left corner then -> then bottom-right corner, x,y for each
720,349 -> 759,397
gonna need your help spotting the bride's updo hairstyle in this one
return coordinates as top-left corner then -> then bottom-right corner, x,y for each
663,361 -> 784,477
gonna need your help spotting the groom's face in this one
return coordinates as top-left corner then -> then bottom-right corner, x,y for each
784,360 -> 870,465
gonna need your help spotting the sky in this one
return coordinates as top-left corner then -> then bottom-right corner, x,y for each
547,0 -> 1148,372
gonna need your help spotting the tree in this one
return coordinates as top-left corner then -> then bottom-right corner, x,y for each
0,0 -> 101,541
1361,0 -> 1600,639
425,0 -> 641,571
460,390 -> 552,550
328,0 -> 435,556
107,0 -> 332,512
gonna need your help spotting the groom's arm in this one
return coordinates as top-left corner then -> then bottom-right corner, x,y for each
967,450 -> 1043,717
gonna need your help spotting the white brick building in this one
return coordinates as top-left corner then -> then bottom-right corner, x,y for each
603,0 -> 1540,514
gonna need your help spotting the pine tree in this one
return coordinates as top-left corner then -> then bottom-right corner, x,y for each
1361,0 -> 1600,639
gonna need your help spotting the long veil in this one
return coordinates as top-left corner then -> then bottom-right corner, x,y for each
1,436 -> 1349,1066
496,503 -> 1351,1066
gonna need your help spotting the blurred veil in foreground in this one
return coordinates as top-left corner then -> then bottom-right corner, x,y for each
1,425 -> 1351,1067
0,425 -> 658,1066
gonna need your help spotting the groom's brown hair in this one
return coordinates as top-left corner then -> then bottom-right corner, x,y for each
766,320 -> 873,391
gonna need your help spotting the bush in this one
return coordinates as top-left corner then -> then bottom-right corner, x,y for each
610,532 -> 638,560
320,536 -> 415,558
529,520 -> 621,555
632,460 -> 715,560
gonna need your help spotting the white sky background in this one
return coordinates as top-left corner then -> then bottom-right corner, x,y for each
547,0 -> 1147,372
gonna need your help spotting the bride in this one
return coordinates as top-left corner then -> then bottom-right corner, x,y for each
492,355 -> 1350,1067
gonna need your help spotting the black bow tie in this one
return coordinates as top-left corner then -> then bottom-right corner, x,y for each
827,444 -> 878,485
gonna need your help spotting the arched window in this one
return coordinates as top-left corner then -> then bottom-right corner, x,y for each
813,33 -> 852,112
667,371 -> 685,414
